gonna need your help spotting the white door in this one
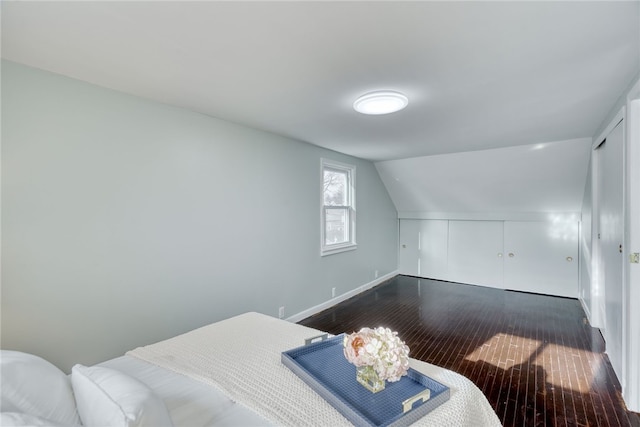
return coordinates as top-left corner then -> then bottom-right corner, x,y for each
597,120 -> 625,381
447,220 -> 504,288
398,220 -> 420,276
503,221 -> 579,297
418,220 -> 449,280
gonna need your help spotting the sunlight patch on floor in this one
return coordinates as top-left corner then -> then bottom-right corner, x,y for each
466,333 -> 602,394
534,342 -> 602,394
465,333 -> 541,370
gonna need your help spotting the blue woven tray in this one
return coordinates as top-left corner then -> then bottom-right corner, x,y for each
281,334 -> 450,427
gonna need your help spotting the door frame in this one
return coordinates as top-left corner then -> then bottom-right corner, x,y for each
625,98 -> 640,412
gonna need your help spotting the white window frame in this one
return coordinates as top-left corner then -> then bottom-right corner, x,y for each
321,158 -> 357,256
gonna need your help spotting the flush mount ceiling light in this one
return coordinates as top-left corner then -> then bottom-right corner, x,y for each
353,90 -> 408,115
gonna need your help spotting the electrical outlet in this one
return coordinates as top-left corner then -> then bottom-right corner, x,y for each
278,306 -> 285,319
375,270 -> 379,279
631,253 -> 640,264
331,287 -> 336,298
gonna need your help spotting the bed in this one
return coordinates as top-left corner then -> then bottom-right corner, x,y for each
1,312 -> 502,426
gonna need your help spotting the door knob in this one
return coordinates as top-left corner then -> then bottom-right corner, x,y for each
566,256 -> 573,262
508,253 -> 515,258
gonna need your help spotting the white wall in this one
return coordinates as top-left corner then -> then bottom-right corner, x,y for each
1,61 -> 398,372
583,72 -> 640,411
626,97 -> 640,412
579,157 -> 593,318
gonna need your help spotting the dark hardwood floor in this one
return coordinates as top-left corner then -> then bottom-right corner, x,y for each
299,275 -> 640,427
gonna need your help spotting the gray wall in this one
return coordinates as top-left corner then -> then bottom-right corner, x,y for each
1,61 -> 398,372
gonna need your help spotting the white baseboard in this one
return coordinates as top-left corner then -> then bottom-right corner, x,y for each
286,271 -> 398,323
579,296 -> 592,325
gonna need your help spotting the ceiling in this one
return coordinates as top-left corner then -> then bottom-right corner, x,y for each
376,137 -> 593,216
2,1 -> 639,162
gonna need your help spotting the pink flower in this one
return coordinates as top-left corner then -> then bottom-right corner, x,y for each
343,327 -> 410,381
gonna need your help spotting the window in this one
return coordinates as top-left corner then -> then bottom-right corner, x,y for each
321,159 -> 356,256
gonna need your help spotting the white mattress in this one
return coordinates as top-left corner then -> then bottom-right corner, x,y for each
99,356 -> 272,426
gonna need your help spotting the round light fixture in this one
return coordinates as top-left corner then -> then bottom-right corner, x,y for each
353,90 -> 408,115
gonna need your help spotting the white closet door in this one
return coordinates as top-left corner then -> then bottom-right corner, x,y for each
398,220 -> 420,276
447,220 -> 504,288
503,221 -> 579,297
597,120 -> 625,382
419,220 -> 449,280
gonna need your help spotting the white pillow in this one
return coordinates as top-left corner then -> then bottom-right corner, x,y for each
0,350 -> 81,425
0,412 -> 79,427
71,364 -> 173,427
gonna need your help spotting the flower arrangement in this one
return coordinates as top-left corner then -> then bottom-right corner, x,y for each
343,327 -> 410,383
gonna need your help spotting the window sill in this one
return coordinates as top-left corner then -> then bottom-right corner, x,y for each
321,244 -> 357,257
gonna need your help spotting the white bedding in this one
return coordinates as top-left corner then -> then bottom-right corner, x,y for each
123,312 -> 501,427
99,356 -> 272,426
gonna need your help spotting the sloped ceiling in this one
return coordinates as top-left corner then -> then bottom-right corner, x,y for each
1,1 -> 638,162
2,2 -> 637,217
375,138 -> 593,217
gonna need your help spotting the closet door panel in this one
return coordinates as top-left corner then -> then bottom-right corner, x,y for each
597,121 -> 625,381
399,220 -> 420,276
418,220 -> 449,280
447,220 -> 504,288
503,221 -> 579,297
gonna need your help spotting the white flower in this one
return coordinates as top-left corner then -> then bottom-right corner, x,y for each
343,327 -> 410,382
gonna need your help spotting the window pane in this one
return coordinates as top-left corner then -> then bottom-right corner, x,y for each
323,169 -> 347,206
325,208 -> 349,245
321,159 -> 356,255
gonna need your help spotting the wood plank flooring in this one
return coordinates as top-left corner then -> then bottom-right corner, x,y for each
299,275 -> 640,427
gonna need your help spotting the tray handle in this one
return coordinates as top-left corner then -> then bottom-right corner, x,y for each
304,333 -> 329,345
402,389 -> 431,413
